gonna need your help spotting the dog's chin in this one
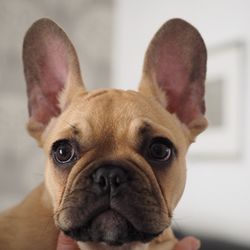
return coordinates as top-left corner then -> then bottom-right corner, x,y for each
63,210 -> 162,246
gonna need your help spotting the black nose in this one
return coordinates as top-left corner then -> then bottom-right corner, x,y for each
91,167 -> 128,196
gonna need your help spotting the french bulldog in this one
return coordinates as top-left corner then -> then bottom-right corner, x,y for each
0,17 -> 207,250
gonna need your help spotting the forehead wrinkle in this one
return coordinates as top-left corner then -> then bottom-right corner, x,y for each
56,115 -> 93,147
72,118 -> 93,141
53,124 -> 81,141
84,90 -> 109,101
130,117 -> 177,145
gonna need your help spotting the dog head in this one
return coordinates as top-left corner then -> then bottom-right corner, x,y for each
22,18 -> 207,246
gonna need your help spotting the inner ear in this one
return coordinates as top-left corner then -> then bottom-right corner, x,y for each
139,18 -> 207,137
24,33 -> 69,125
23,18 -> 86,140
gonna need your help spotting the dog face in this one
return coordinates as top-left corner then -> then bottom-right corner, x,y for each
22,18 -> 207,246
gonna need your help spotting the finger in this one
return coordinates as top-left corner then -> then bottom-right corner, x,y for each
56,231 -> 79,250
174,236 -> 201,250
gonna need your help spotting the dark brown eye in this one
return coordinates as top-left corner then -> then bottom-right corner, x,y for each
52,140 -> 76,166
148,138 -> 173,161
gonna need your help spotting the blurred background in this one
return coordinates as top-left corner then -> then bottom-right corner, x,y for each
0,0 -> 249,249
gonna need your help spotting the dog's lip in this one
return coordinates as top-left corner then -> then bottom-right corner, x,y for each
87,206 -> 166,235
76,206 -> 112,230
62,208 -> 163,245
86,207 -> 116,227
63,208 -> 166,236
71,208 -> 123,230
57,186 -> 170,235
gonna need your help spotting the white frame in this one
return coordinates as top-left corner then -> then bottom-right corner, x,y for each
189,42 -> 245,160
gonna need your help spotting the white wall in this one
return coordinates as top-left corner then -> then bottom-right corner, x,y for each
112,0 -> 250,246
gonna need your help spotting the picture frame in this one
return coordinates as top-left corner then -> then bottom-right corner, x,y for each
189,41 -> 246,160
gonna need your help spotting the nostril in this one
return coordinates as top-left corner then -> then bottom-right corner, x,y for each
109,168 -> 127,189
99,175 -> 107,188
115,176 -> 121,186
111,175 -> 121,188
92,171 -> 108,190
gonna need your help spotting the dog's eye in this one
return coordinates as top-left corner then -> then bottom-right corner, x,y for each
148,138 -> 173,161
51,140 -> 77,166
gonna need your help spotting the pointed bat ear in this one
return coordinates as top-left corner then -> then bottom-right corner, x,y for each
139,18 -> 207,139
23,18 -> 86,141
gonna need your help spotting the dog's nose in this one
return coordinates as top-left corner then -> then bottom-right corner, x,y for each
91,167 -> 128,196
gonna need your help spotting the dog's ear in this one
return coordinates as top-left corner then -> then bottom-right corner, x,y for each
139,18 -> 207,140
23,18 -> 85,141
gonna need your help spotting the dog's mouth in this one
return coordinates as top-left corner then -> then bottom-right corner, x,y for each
63,209 -> 162,246
58,161 -> 170,246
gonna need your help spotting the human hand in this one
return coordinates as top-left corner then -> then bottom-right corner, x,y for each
174,236 -> 201,250
56,232 -> 200,250
56,231 -> 79,250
